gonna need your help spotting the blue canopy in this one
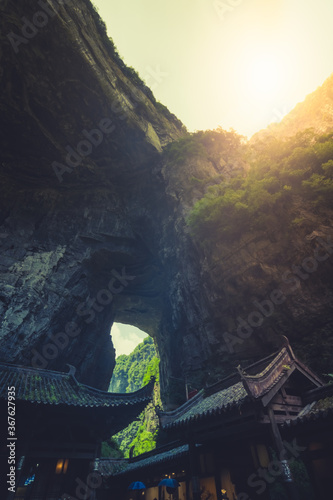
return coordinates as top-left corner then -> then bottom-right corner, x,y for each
158,478 -> 180,488
128,481 -> 146,490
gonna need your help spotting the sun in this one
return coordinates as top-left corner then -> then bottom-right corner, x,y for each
214,38 -> 300,135
244,51 -> 284,101
247,56 -> 280,97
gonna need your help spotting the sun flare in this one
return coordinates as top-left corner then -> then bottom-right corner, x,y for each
239,42 -> 295,105
245,54 -> 281,99
212,37 -> 303,135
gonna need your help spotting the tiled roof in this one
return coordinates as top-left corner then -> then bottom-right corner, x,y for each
283,395 -> 333,428
160,344 -> 325,430
96,445 -> 190,477
312,395 -> 333,411
124,445 -> 189,473
94,459 -> 128,476
161,382 -> 248,429
241,348 -> 294,399
241,347 -> 322,402
0,362 -> 154,407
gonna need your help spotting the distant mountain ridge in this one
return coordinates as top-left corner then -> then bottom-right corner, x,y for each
109,336 -> 157,393
252,73 -> 333,141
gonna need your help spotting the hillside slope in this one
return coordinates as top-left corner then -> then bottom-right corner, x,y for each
252,73 -> 333,141
109,336 -> 157,393
106,337 -> 160,458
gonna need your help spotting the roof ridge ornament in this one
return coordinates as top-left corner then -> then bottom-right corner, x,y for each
281,335 -> 290,347
237,365 -> 254,399
66,364 -> 77,379
236,365 -> 246,378
280,335 -> 296,359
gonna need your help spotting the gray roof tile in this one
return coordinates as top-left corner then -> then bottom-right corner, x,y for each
0,362 -> 154,408
96,445 -> 190,477
164,382 -> 248,428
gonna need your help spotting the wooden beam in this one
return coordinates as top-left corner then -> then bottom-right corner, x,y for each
267,405 -> 300,500
189,440 -> 200,500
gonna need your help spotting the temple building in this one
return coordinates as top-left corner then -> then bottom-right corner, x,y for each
0,362 -> 155,500
99,340 -> 333,500
1,341 -> 333,500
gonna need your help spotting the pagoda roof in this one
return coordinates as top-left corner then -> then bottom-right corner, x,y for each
159,342 -> 324,430
0,361 -> 154,408
160,382 -> 248,430
282,384 -> 333,429
122,444 -> 190,474
96,443 -> 192,478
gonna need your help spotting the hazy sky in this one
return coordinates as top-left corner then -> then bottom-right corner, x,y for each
111,323 -> 148,357
92,0 -> 333,138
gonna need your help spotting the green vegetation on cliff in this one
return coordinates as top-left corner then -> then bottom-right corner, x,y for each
176,126 -> 333,379
109,336 -> 157,393
100,438 -> 123,459
187,129 -> 333,245
103,336 -> 161,458
164,127 -> 245,168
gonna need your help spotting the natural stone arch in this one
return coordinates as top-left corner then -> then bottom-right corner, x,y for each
1,0 -> 333,410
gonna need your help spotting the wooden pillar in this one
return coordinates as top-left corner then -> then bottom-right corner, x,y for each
90,440 -> 102,500
189,440 -> 200,500
185,476 -> 190,500
267,406 -> 299,500
214,463 -> 223,500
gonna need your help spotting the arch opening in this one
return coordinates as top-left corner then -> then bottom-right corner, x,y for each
110,323 -> 149,358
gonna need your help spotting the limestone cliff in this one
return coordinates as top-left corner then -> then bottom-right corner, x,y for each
0,0 -> 185,392
0,0 -> 332,407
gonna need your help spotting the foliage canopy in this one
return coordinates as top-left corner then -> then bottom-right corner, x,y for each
187,129 -> 333,245
104,336 -> 160,458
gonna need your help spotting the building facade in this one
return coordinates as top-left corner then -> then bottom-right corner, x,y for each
0,362 -> 154,500
101,341 -> 333,500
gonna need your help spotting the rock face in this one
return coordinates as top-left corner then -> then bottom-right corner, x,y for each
0,0 -> 184,393
1,0 -> 333,406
